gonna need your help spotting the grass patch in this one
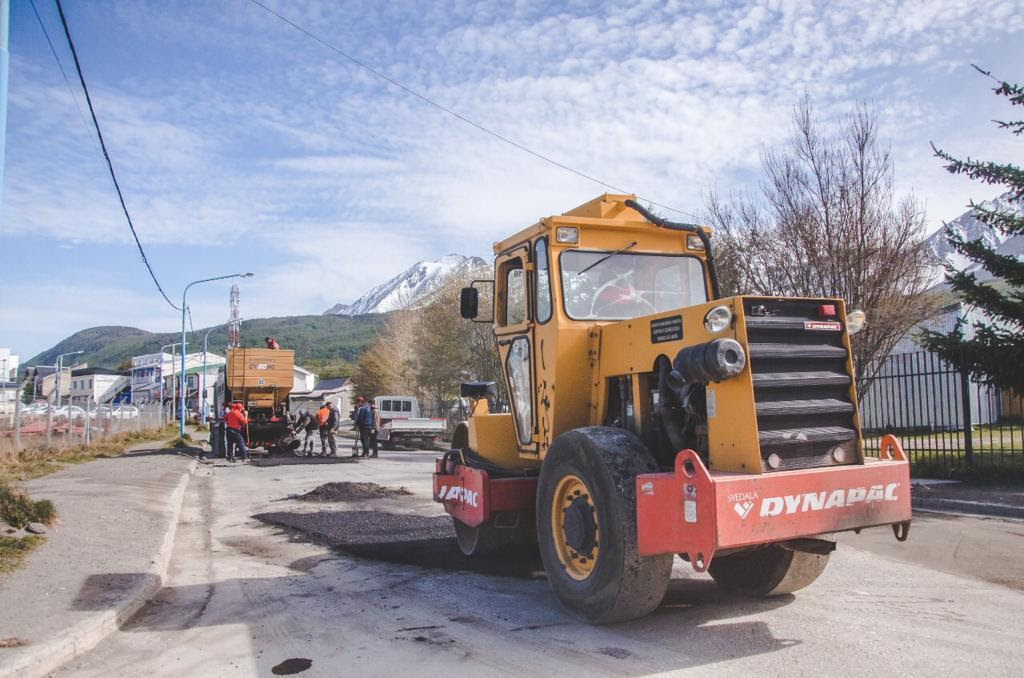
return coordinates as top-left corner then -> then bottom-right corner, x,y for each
0,535 -> 44,574
169,433 -> 195,448
0,425 -> 178,485
910,460 -> 1024,484
0,484 -> 57,528
865,426 -> 1024,454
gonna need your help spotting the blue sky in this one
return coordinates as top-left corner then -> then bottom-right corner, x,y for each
1,0 -> 1022,360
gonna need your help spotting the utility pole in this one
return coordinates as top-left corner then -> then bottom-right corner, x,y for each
0,0 -> 9,217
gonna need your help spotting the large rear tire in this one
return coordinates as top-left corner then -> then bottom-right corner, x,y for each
536,427 -> 672,624
453,511 -> 536,556
708,545 -> 829,597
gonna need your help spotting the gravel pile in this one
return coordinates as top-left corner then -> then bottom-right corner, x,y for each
296,482 -> 412,502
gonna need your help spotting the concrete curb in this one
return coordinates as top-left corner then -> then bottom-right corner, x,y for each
913,496 -> 1024,520
0,459 -> 197,678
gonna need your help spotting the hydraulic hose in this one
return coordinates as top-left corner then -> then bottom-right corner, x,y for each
624,199 -> 721,299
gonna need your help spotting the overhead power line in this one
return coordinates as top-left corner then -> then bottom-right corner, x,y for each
247,0 -> 699,220
54,0 -> 182,312
29,0 -> 90,130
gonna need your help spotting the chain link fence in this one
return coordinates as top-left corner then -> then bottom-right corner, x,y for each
1,398 -> 169,461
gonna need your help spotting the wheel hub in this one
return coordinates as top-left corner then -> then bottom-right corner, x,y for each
562,497 -> 597,555
550,474 -> 600,581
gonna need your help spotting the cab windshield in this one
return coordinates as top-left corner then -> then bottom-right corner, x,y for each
559,250 -> 708,320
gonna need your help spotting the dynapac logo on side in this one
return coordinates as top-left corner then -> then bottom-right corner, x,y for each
436,485 -> 478,508
732,483 -> 900,519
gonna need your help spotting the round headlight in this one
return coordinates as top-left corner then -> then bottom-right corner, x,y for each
703,305 -> 732,333
846,309 -> 866,336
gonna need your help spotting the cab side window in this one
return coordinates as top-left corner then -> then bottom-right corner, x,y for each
498,257 -> 527,326
535,238 -> 552,323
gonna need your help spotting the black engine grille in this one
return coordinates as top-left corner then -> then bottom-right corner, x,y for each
744,299 -> 858,471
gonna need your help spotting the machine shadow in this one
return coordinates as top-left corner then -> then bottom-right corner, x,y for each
99,565 -> 799,674
71,507 -> 802,672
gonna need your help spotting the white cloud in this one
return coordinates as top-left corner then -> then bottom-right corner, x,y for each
4,0 -> 1023,356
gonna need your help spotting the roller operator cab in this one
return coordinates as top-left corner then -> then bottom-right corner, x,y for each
433,194 -> 911,624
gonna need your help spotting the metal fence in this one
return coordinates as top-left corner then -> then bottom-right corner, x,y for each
0,398 -> 168,460
859,350 -> 1024,469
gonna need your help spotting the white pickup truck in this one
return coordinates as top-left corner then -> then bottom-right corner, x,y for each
374,396 -> 446,450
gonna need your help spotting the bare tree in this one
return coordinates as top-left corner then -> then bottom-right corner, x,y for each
353,309 -> 420,400
706,98 -> 937,391
354,267 -> 503,413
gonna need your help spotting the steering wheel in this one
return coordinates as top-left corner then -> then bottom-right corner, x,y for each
589,272 -> 657,318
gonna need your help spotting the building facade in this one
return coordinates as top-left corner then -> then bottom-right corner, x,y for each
131,352 -> 226,404
859,302 -> 1006,432
0,348 -> 18,381
289,377 -> 354,418
69,367 -> 129,404
293,365 -> 318,393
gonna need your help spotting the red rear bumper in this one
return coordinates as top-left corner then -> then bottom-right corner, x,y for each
432,459 -> 537,527
636,435 -> 912,570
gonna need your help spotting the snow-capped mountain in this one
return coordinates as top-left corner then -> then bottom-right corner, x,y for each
924,191 -> 1023,287
324,254 -> 489,315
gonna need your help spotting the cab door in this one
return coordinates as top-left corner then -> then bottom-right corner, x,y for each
494,245 -> 538,455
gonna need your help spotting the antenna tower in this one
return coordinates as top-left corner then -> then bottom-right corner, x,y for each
228,285 -> 241,348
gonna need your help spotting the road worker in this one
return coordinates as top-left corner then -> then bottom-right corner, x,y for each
224,402 -> 249,463
317,402 -> 338,456
352,396 -> 373,458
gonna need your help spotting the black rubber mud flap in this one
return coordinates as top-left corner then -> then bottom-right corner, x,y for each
536,427 -> 673,624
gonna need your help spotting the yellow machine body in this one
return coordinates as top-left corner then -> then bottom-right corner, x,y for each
464,194 -> 864,475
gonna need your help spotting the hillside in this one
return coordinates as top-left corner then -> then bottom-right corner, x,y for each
25,314 -> 383,377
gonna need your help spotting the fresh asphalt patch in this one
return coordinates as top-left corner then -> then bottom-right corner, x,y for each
254,509 -> 545,579
293,482 -> 412,502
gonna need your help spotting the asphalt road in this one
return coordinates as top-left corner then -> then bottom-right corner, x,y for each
55,450 -> 1024,677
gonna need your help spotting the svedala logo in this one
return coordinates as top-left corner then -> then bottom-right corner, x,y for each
733,501 -> 754,519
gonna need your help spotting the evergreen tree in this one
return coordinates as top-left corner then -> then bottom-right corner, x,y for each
22,380 -> 35,405
921,68 -> 1024,396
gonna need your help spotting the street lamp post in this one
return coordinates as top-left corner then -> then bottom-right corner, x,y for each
55,350 -> 83,408
159,342 -> 184,425
180,273 -> 253,436
50,350 -> 83,446
200,324 -> 224,426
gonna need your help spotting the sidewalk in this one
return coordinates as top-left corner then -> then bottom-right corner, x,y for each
912,479 -> 1024,519
0,439 -> 195,678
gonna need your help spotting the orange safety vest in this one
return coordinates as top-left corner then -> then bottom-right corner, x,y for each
316,407 -> 330,426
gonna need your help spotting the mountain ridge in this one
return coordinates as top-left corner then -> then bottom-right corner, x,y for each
924,191 -> 1023,286
324,253 -> 488,315
24,314 -> 383,377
